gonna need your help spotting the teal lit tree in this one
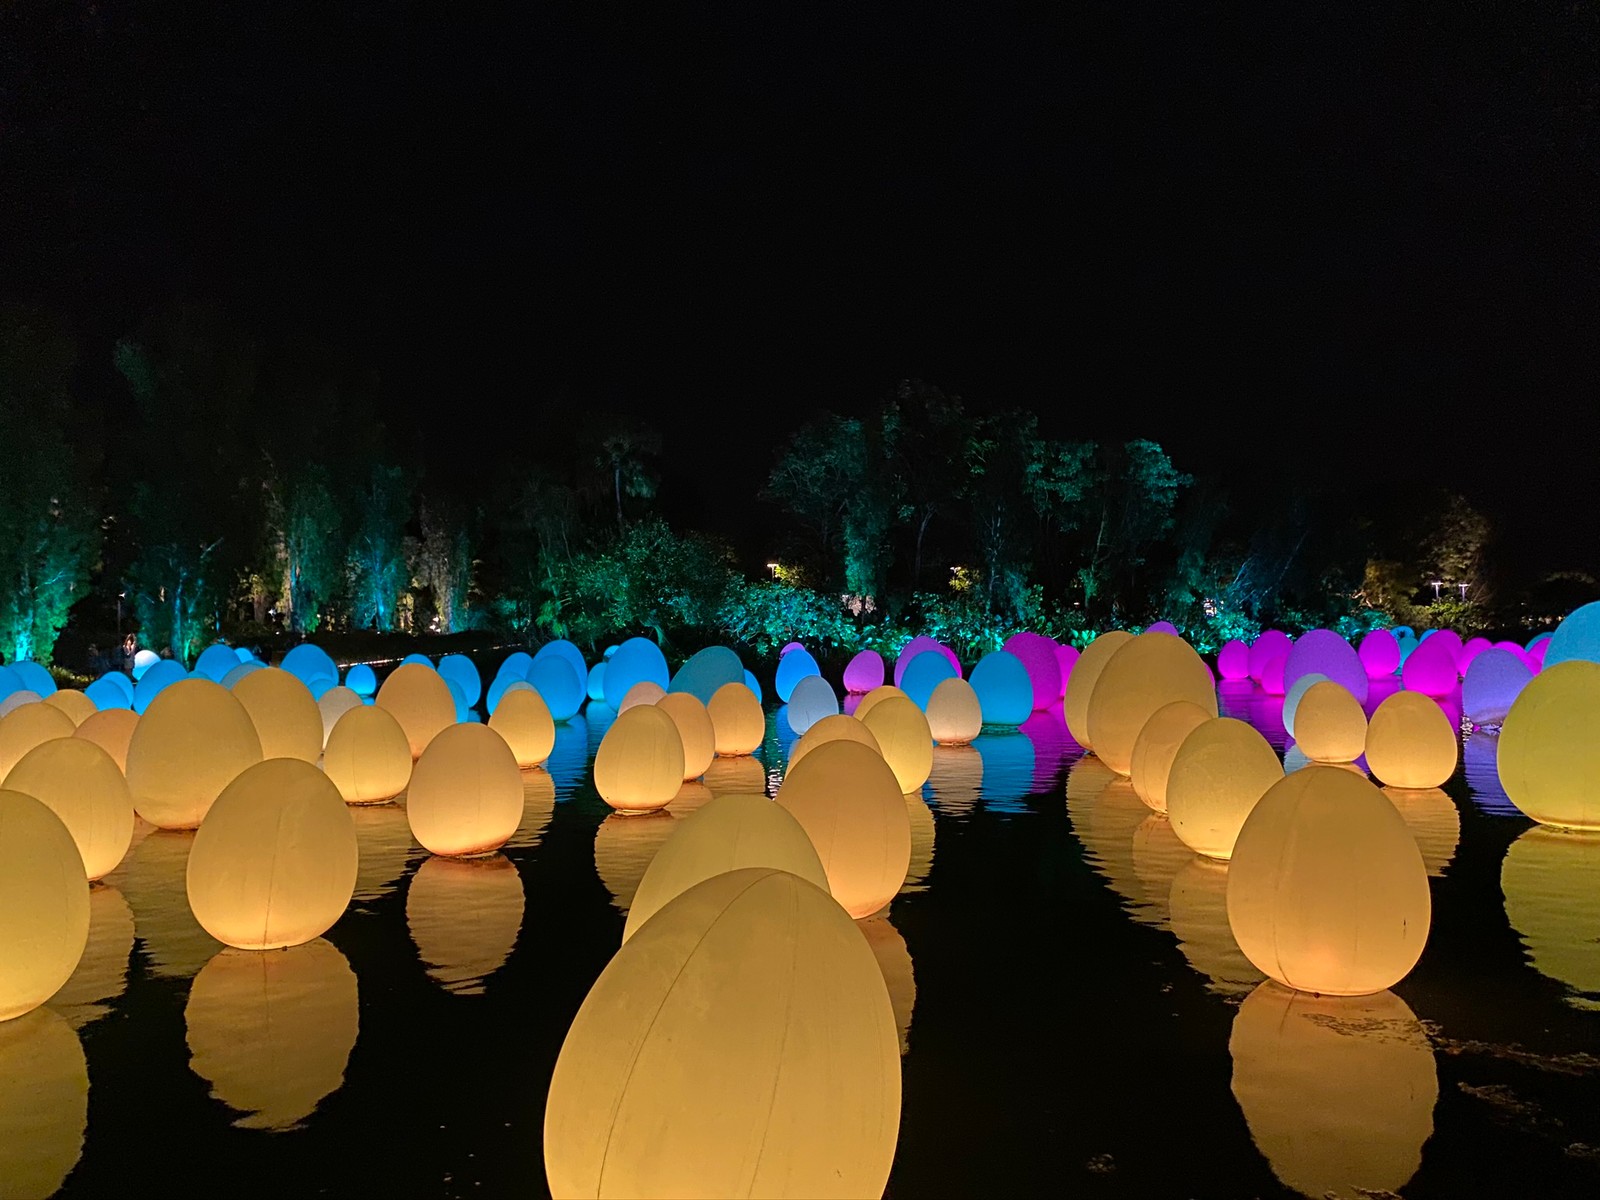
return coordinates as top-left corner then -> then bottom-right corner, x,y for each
347,463 -> 411,631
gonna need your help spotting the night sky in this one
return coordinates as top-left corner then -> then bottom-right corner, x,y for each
4,2 -> 1597,576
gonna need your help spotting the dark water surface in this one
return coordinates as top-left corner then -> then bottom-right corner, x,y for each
13,684 -> 1600,1199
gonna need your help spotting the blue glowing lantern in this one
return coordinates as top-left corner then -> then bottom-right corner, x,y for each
131,649 -> 161,681
497,651 -> 535,682
133,659 -> 186,713
9,660 -> 55,697
1463,648 -> 1532,729
743,669 -> 763,704
234,646 -> 255,664
445,679 -> 471,723
1543,600 -> 1600,668
400,653 -> 433,669
774,647 -> 822,703
85,672 -> 133,711
587,662 -> 607,702
0,665 -> 22,703
345,663 -> 377,696
485,670 -> 523,716
532,640 -> 587,691
785,674 -> 839,736
192,644 -> 239,683
438,654 -> 482,709
900,651 -> 957,712
281,643 -> 339,688
969,650 -> 1033,727
528,655 -> 585,722
896,637 -> 961,688
220,661 -> 265,689
1282,629 -> 1369,707
669,646 -> 745,705
602,637 -> 670,709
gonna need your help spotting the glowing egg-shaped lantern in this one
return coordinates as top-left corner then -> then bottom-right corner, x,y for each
0,702 -> 74,779
1492,639 -> 1538,673
192,643 -> 238,684
742,670 -> 763,703
787,714 -> 881,773
926,678 -> 982,745
1358,628 -> 1401,678
1462,648 -> 1532,729
655,692 -> 715,780
594,705 -> 686,813
1129,699 -> 1212,813
586,662 -> 607,702
1086,632 -> 1217,777
667,646 -> 744,705
280,643 -> 338,688
399,653 -> 431,669
43,689 -> 95,727
322,704 -> 412,804
1230,983 -> 1436,1200
375,663 -> 456,758
9,661 -> 54,697
1001,632 -> 1061,711
1500,825 -> 1600,1004
1053,643 -> 1080,694
860,695 -> 933,793
602,637 -> 671,710
5,739 -> 132,881
488,686 -> 555,768
124,679 -> 263,829
1260,651 -> 1288,696
1292,681 -> 1367,764
317,685 -> 363,748
1282,629 -> 1369,706
1543,601 -> 1600,667
532,639 -> 586,691
219,661 -> 264,690
186,759 -> 357,950
0,791 -> 90,1021
545,867 -> 900,1200
1526,633 -> 1553,666
344,663 -> 377,696
1281,671 -> 1329,740
777,740 -> 910,918
406,724 -> 523,855
131,648 -> 161,680
893,636 -> 960,688
1167,717 -> 1283,860
1365,691 -> 1457,789
618,680 -> 666,713
407,853 -> 524,993
1399,635 -> 1458,696
898,651 -> 956,712
706,681 -> 763,756
231,667 -> 322,764
132,658 -> 185,713
0,689 -> 42,718
842,649 -> 885,694
1143,620 -> 1176,636
1063,630 -> 1135,749
1248,630 -> 1292,682
84,672 -> 133,711
1228,766 -> 1429,994
1217,639 -> 1251,681
623,793 -> 829,943
485,669 -> 525,717
1497,660 -> 1600,829
785,674 -> 838,736
774,646 -> 822,703
1457,636 -> 1492,677
0,665 -> 21,703
967,650 -> 1032,727
74,708 -> 138,773
433,654 -> 479,709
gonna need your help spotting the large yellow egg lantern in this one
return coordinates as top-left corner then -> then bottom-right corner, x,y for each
1166,717 -> 1282,860
1365,691 -> 1457,789
4,738 -> 134,880
787,714 -> 881,773
375,663 -> 456,758
231,667 -> 323,763
125,679 -> 263,829
405,724 -> 524,856
322,704 -> 412,804
0,702 -> 75,779
860,694 -> 934,792
594,705 -> 686,813
854,684 -> 905,722
654,692 -> 715,780
1497,660 -> 1600,829
1063,630 -> 1134,750
925,677 -> 982,745
43,689 -> 96,726
1086,632 -> 1216,775
618,681 -> 666,713
1129,700 -> 1212,813
74,707 -> 138,773
488,686 -> 555,768
0,791 -> 90,1021
706,681 -> 763,756
1293,680 -> 1367,764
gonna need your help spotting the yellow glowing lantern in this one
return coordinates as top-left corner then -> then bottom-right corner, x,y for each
624,793 -> 829,942
618,680 -> 666,713
594,705 -> 686,813
706,681 -> 764,756
1500,825 -> 1600,1006
49,884 -> 135,1029
4,738 -> 134,880
0,790 -> 90,1021
124,679 -> 263,829
1293,680 -> 1367,764
853,684 -> 906,722
1382,786 -> 1460,877
544,868 -> 900,1200
0,1009 -> 87,1197
860,694 -> 934,793
375,662 -> 456,758
925,677 -> 982,745
1365,691 -> 1457,789
316,685 -> 363,748
488,686 -> 555,768
1497,660 -> 1600,829
74,707 -> 138,773
1166,717 -> 1282,860
322,704 -> 412,805
405,723 -> 524,856
185,938 -> 359,1129
0,702 -> 75,780
1064,630 -> 1134,750
594,811 -> 678,912
43,688 -> 96,727
1228,766 -> 1430,995
406,854 -> 524,994
1086,632 -> 1216,776
1129,699 -> 1213,813
653,692 -> 715,780
186,759 -> 357,950
1231,983 -> 1436,1200
787,713 -> 881,773
776,740 -> 910,919
231,667 -> 322,764
860,916 -> 916,1055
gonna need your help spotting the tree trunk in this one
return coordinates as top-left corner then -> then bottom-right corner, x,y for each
914,509 -> 933,584
614,464 -> 624,531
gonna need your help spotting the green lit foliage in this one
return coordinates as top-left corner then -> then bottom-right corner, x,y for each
764,414 -> 868,580
1076,440 -> 1190,620
592,419 -> 661,531
490,469 -> 584,635
347,463 -> 411,632
961,411 -> 1045,619
265,461 -> 344,634
717,580 -> 860,656
882,381 -> 969,585
412,500 -> 477,634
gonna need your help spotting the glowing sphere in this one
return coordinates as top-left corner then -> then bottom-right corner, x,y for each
322,704 -> 412,804
854,685 -> 901,722
406,724 -> 523,855
602,636 -> 671,709
1357,628 -> 1401,678
316,686 -> 362,748
84,673 -> 133,711
595,705 -> 686,813
668,646 -> 744,705
219,661 -> 264,690
533,639 -> 587,692
860,695 -> 934,793
1129,700 -> 1213,813
1543,600 -> 1600,666
655,692 -> 715,780
706,681 -> 764,756
0,702 -> 74,779
1260,651 -> 1288,696
1217,639 -> 1251,681
1228,767 -> 1430,994
1281,671 -> 1331,741
586,662 -> 607,702
623,793 -> 829,942
968,650 -> 1032,727
1001,632 -> 1061,711
1501,825 -> 1600,1005
1527,634 -> 1552,666
897,651 -> 955,712
281,643 -> 339,688
742,669 -> 763,704
1492,639 -> 1538,673
0,791 -> 89,1021
42,689 -> 95,727
893,636 -> 959,686
1364,691 -> 1457,789
1399,635 -> 1457,696
1053,643 -> 1080,694
1063,630 -> 1134,749
7,661 -> 52,698
774,646 -> 821,703
192,644 -> 238,683
545,868 -> 900,1199
1497,660 -> 1600,829
486,686 -> 555,768
1248,630 -> 1292,682
1456,636 -> 1491,675
407,854 -> 524,993
1292,681 -> 1367,764
485,670 -> 524,716
1462,647 -> 1532,729
1282,629 -> 1368,706
618,680 -> 666,713
343,663 -> 377,696
131,648 -> 160,680
785,674 -> 838,736
132,658 -> 185,713
4,738 -> 132,880
788,714 -> 881,773
186,759 -> 357,949
437,654 -> 482,708
375,663 -> 456,758
230,667 -> 322,763
1086,632 -> 1217,776
1167,717 -> 1283,860
926,677 -> 982,745
74,708 -> 137,773
123,679 -> 263,829
843,649 -> 885,694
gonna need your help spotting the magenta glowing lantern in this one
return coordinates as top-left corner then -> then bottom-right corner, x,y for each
1248,631 -> 1292,684
893,637 -> 961,687
1457,637 -> 1492,677
1357,629 -> 1401,679
1462,648 -> 1532,729
1001,633 -> 1063,712
1052,643 -> 1079,698
1217,639 -> 1251,682
1491,640 -> 1538,674
1146,621 -> 1179,636
1282,630 -> 1369,706
1261,652 -> 1288,696
842,650 -> 886,694
1400,636 -> 1458,697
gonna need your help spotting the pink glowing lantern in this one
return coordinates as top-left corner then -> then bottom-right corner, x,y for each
1357,630 -> 1401,679
1052,644 -> 1079,698
1456,637 -> 1492,677
1217,640 -> 1251,682
1400,636 -> 1458,697
1261,652 -> 1288,696
1282,630 -> 1369,706
1492,641 -> 1538,674
1248,631 -> 1292,684
1001,633 -> 1063,712
842,650 -> 886,694
893,637 -> 960,688
1146,621 -> 1179,636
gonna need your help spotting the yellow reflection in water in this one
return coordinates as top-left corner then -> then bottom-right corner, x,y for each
702,755 -> 767,798
1072,763 -> 1185,926
349,801 -> 419,902
106,826 -> 220,979
1230,982 -> 1436,1199
1501,826 -> 1600,1010
406,854 -> 524,995
185,938 -> 359,1131
1382,786 -> 1461,878
594,810 -> 678,913
1167,855 -> 1264,996
505,768 -> 557,849
49,882 -> 135,1029
665,780 -> 716,819
925,744 -> 981,817
900,793 -> 935,895
858,917 -> 915,1056
0,1008 -> 86,1199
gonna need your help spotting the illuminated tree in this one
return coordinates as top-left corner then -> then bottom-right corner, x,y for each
1076,440 -> 1190,619
592,421 -> 661,531
347,463 -> 411,632
882,381 -> 970,584
413,501 -> 475,633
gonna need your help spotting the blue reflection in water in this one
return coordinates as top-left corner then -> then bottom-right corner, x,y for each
972,732 -> 1036,813
1464,730 -> 1521,817
583,702 -> 616,756
1019,702 -> 1076,794
547,714 -> 590,798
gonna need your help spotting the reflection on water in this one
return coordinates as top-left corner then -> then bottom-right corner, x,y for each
349,802 -> 419,902
1019,703 -> 1076,794
1070,761 -> 1188,927
1249,694 -> 1288,750
1217,680 -> 1255,722
925,745 -> 981,818
1282,745 -> 1369,777
0,1008 -> 87,1199
1501,826 -> 1600,1010
1230,982 -> 1436,1200
546,715 -> 590,797
1382,787 -> 1461,877
900,794 -> 935,895
1463,731 -> 1521,817
972,732 -> 1034,813
505,769 -> 556,849
406,854 -> 525,995
48,883 -> 134,1030
185,939 -> 359,1130
593,811 -> 677,912
665,781 -> 715,818
107,828 -> 220,979
1362,674 -> 1403,716
702,755 -> 767,798
583,703 -> 615,754
859,917 -> 915,1056
1167,855 -> 1263,996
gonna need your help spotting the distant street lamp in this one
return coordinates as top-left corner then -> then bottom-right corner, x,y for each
1429,580 -> 1443,600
